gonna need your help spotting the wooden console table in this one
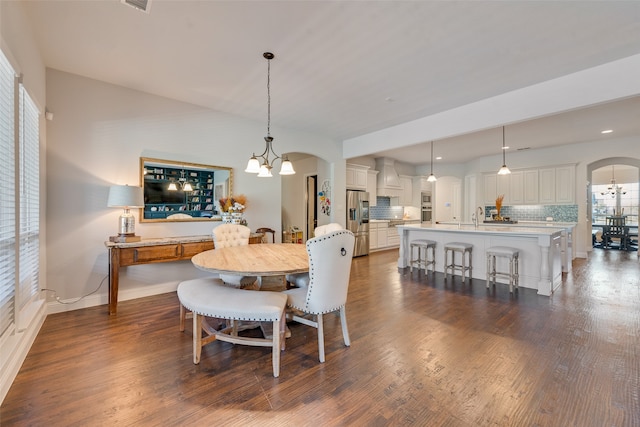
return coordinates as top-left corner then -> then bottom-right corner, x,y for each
105,233 -> 262,315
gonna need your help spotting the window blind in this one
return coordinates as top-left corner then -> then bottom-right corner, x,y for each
0,50 -> 16,337
18,84 -> 40,309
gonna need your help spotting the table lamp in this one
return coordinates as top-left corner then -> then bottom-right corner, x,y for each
108,184 -> 145,242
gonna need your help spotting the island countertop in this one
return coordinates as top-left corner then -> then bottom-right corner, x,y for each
396,223 -> 563,296
400,223 -> 563,236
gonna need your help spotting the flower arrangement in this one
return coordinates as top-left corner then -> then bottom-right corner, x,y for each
495,194 -> 504,220
219,194 -> 247,213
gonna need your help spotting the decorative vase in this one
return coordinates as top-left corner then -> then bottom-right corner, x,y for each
221,213 -> 233,223
231,212 -> 243,224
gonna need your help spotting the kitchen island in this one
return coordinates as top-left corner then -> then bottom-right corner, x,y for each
397,224 -> 563,296
437,220 -> 576,273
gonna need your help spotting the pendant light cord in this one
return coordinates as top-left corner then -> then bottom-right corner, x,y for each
266,56 -> 271,137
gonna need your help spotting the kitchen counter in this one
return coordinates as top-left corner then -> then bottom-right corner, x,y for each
396,223 -> 563,296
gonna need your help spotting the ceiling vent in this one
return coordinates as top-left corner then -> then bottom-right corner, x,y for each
121,0 -> 152,13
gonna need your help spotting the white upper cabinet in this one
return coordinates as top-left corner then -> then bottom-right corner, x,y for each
523,169 -> 539,204
483,173 -> 498,204
539,168 -> 556,204
346,163 -> 368,190
367,170 -> 378,206
510,169 -> 539,205
483,165 -> 573,206
555,165 -> 575,203
399,175 -> 413,206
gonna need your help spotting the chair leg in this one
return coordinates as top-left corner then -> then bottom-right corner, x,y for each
317,313 -> 325,363
193,312 -> 202,364
340,306 -> 351,347
180,304 -> 186,332
272,318 -> 281,378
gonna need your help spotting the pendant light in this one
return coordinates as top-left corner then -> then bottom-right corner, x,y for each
427,141 -> 437,182
245,52 -> 295,177
497,126 -> 511,175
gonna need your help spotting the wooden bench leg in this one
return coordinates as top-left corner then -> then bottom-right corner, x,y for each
193,312 -> 202,364
273,318 -> 281,377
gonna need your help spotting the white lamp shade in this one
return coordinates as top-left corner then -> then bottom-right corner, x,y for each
258,164 -> 273,177
279,159 -> 295,175
245,157 -> 261,173
427,173 -> 437,182
107,185 -> 144,208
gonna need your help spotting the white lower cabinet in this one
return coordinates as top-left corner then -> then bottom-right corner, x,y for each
370,223 -> 378,249
387,226 -> 400,247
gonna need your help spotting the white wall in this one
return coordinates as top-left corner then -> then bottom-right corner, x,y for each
45,69 -> 344,311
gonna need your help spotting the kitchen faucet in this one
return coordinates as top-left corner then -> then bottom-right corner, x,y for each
473,206 -> 484,228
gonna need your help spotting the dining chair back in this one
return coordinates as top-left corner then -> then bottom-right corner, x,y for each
286,223 -> 344,288
256,227 -> 276,243
284,229 -> 355,362
212,224 -> 258,287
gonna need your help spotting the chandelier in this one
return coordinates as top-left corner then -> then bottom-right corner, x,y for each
245,52 -> 295,177
601,165 -> 626,198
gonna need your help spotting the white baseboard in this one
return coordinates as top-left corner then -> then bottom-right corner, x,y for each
46,282 -> 180,314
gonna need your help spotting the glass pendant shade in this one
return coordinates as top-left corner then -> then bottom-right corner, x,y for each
182,182 -> 193,192
279,157 -> 295,175
427,173 -> 437,182
167,182 -> 178,191
498,165 -> 511,175
258,164 -> 273,177
245,156 -> 261,173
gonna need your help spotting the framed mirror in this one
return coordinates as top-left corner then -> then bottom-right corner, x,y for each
139,157 -> 233,222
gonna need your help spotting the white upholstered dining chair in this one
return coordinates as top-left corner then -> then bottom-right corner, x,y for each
284,229 -> 355,362
212,224 -> 258,288
285,222 -> 343,288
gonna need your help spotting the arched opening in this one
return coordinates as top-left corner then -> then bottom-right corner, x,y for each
587,157 -> 640,251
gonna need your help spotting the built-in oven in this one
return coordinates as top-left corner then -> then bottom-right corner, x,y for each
421,205 -> 432,223
421,192 -> 432,204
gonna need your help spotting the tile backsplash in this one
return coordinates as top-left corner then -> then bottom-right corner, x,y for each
371,197 -> 404,219
484,204 -> 578,222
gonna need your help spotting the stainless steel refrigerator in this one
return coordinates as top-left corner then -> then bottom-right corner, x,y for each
346,190 -> 370,257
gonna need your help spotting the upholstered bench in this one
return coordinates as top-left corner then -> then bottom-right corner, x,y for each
177,277 -> 287,377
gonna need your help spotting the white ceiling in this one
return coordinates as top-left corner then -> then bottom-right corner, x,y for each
20,0 -> 640,165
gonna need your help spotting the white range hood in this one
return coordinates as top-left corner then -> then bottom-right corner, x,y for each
375,157 -> 402,197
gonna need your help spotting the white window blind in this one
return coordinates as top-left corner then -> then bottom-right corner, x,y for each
0,50 -> 16,337
18,84 -> 40,309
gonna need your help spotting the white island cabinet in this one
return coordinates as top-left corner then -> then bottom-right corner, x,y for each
397,224 -> 563,296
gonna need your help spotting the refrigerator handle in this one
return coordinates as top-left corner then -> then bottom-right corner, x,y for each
349,208 -> 356,221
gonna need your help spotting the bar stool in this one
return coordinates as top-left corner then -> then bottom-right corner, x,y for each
443,242 -> 473,281
486,246 -> 519,293
410,239 -> 436,272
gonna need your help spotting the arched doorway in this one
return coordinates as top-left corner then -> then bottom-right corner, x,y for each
587,157 -> 640,250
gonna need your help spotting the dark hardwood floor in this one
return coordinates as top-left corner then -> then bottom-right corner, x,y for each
2,249 -> 639,426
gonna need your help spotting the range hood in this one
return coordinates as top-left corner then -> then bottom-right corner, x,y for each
375,157 -> 401,197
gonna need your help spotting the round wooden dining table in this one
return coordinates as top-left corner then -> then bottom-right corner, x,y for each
191,243 -> 309,276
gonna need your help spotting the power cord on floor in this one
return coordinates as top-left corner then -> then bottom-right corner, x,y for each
41,274 -> 108,304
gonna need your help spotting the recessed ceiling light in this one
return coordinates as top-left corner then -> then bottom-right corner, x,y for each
601,129 -> 613,134
502,146 -> 510,150
435,156 -> 442,160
